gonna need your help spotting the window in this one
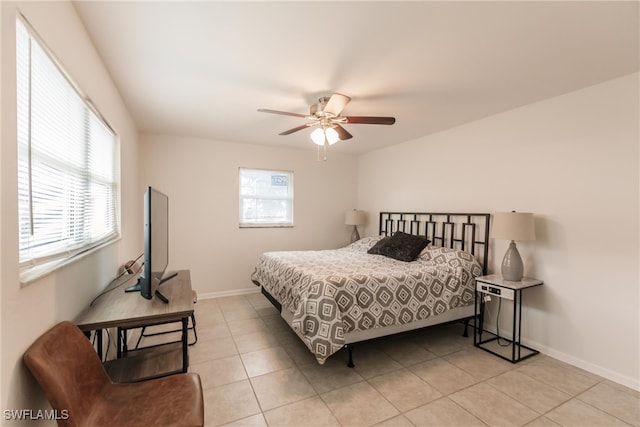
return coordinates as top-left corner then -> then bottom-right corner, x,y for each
239,168 -> 294,227
16,17 -> 119,282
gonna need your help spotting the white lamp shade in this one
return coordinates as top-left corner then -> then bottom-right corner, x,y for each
325,127 -> 339,145
345,210 -> 365,226
491,212 -> 535,241
310,127 -> 325,145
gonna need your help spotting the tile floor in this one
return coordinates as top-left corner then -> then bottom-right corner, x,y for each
139,293 -> 639,427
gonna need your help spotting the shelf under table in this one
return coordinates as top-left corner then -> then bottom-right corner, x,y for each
104,341 -> 184,382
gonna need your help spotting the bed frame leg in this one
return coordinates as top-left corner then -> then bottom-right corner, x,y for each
346,345 -> 355,368
462,318 -> 470,337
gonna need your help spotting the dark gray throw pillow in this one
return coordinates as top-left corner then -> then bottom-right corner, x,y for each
367,232 -> 429,262
367,236 -> 390,255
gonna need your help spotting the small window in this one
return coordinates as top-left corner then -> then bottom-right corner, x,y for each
239,168 -> 294,227
16,17 -> 119,283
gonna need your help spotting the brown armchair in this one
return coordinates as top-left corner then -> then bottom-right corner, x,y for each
23,321 -> 204,427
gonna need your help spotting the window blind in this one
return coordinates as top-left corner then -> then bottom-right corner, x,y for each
16,17 -> 119,280
239,168 -> 294,227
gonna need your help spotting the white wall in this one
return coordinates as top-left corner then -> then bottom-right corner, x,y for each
1,1 -> 140,420
1,5 -> 636,421
139,134 -> 358,297
358,73 -> 639,389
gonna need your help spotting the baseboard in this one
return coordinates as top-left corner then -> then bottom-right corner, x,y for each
526,339 -> 640,392
196,287 -> 260,300
478,323 -> 639,391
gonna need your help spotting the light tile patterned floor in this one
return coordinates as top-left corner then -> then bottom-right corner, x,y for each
139,293 -> 639,427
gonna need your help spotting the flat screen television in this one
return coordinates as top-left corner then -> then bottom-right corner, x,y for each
126,186 -> 175,303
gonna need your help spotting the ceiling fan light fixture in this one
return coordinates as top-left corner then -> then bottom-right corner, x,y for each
310,127 -> 326,145
325,127 -> 339,145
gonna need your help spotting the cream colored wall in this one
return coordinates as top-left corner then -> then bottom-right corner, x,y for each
1,4 -> 636,420
139,134 -> 358,297
1,0 -> 140,418
0,0 -> 5,410
357,73 -> 639,389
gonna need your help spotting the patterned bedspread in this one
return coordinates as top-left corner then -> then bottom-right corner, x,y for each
250,236 -> 482,364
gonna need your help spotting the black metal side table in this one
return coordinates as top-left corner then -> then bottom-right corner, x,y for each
474,274 -> 543,363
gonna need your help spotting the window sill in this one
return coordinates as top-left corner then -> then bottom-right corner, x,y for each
239,224 -> 294,229
20,235 -> 120,286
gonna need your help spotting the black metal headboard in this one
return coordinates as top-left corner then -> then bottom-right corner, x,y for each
378,212 -> 491,274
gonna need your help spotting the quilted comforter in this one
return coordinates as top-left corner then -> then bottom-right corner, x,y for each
250,236 -> 482,364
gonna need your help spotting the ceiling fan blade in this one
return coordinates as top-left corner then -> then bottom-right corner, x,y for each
344,116 -> 396,125
258,108 -> 308,118
279,123 -> 316,135
324,93 -> 351,116
334,124 -> 353,140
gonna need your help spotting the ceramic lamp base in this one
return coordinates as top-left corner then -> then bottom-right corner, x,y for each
350,226 -> 360,243
501,240 -> 524,281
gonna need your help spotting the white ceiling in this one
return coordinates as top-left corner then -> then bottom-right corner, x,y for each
72,1 -> 639,155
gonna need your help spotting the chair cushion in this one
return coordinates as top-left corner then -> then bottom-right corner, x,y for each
88,373 -> 204,427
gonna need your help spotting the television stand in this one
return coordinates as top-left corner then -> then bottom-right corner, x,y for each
124,271 -> 179,301
159,271 -> 178,285
155,271 -> 179,304
124,278 -> 141,293
155,290 -> 169,304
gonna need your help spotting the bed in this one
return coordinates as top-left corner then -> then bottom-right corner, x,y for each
251,212 -> 490,366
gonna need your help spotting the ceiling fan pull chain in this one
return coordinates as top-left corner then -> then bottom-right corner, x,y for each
316,141 -> 328,161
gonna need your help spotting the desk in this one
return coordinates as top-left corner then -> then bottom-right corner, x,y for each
75,270 -> 194,382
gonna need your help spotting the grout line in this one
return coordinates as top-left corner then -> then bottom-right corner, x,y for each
191,294 -> 633,427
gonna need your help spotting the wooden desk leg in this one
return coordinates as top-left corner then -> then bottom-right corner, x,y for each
182,317 -> 188,372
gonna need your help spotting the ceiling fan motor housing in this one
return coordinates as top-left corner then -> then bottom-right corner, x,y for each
310,97 -> 332,117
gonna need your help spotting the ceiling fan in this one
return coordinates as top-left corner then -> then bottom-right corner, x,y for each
258,93 -> 395,158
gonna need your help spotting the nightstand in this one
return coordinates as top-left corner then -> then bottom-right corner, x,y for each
474,274 -> 543,363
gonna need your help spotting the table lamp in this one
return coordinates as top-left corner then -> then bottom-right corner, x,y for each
491,211 -> 535,281
345,210 -> 365,243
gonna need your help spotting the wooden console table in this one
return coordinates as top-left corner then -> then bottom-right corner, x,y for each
75,270 -> 194,382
